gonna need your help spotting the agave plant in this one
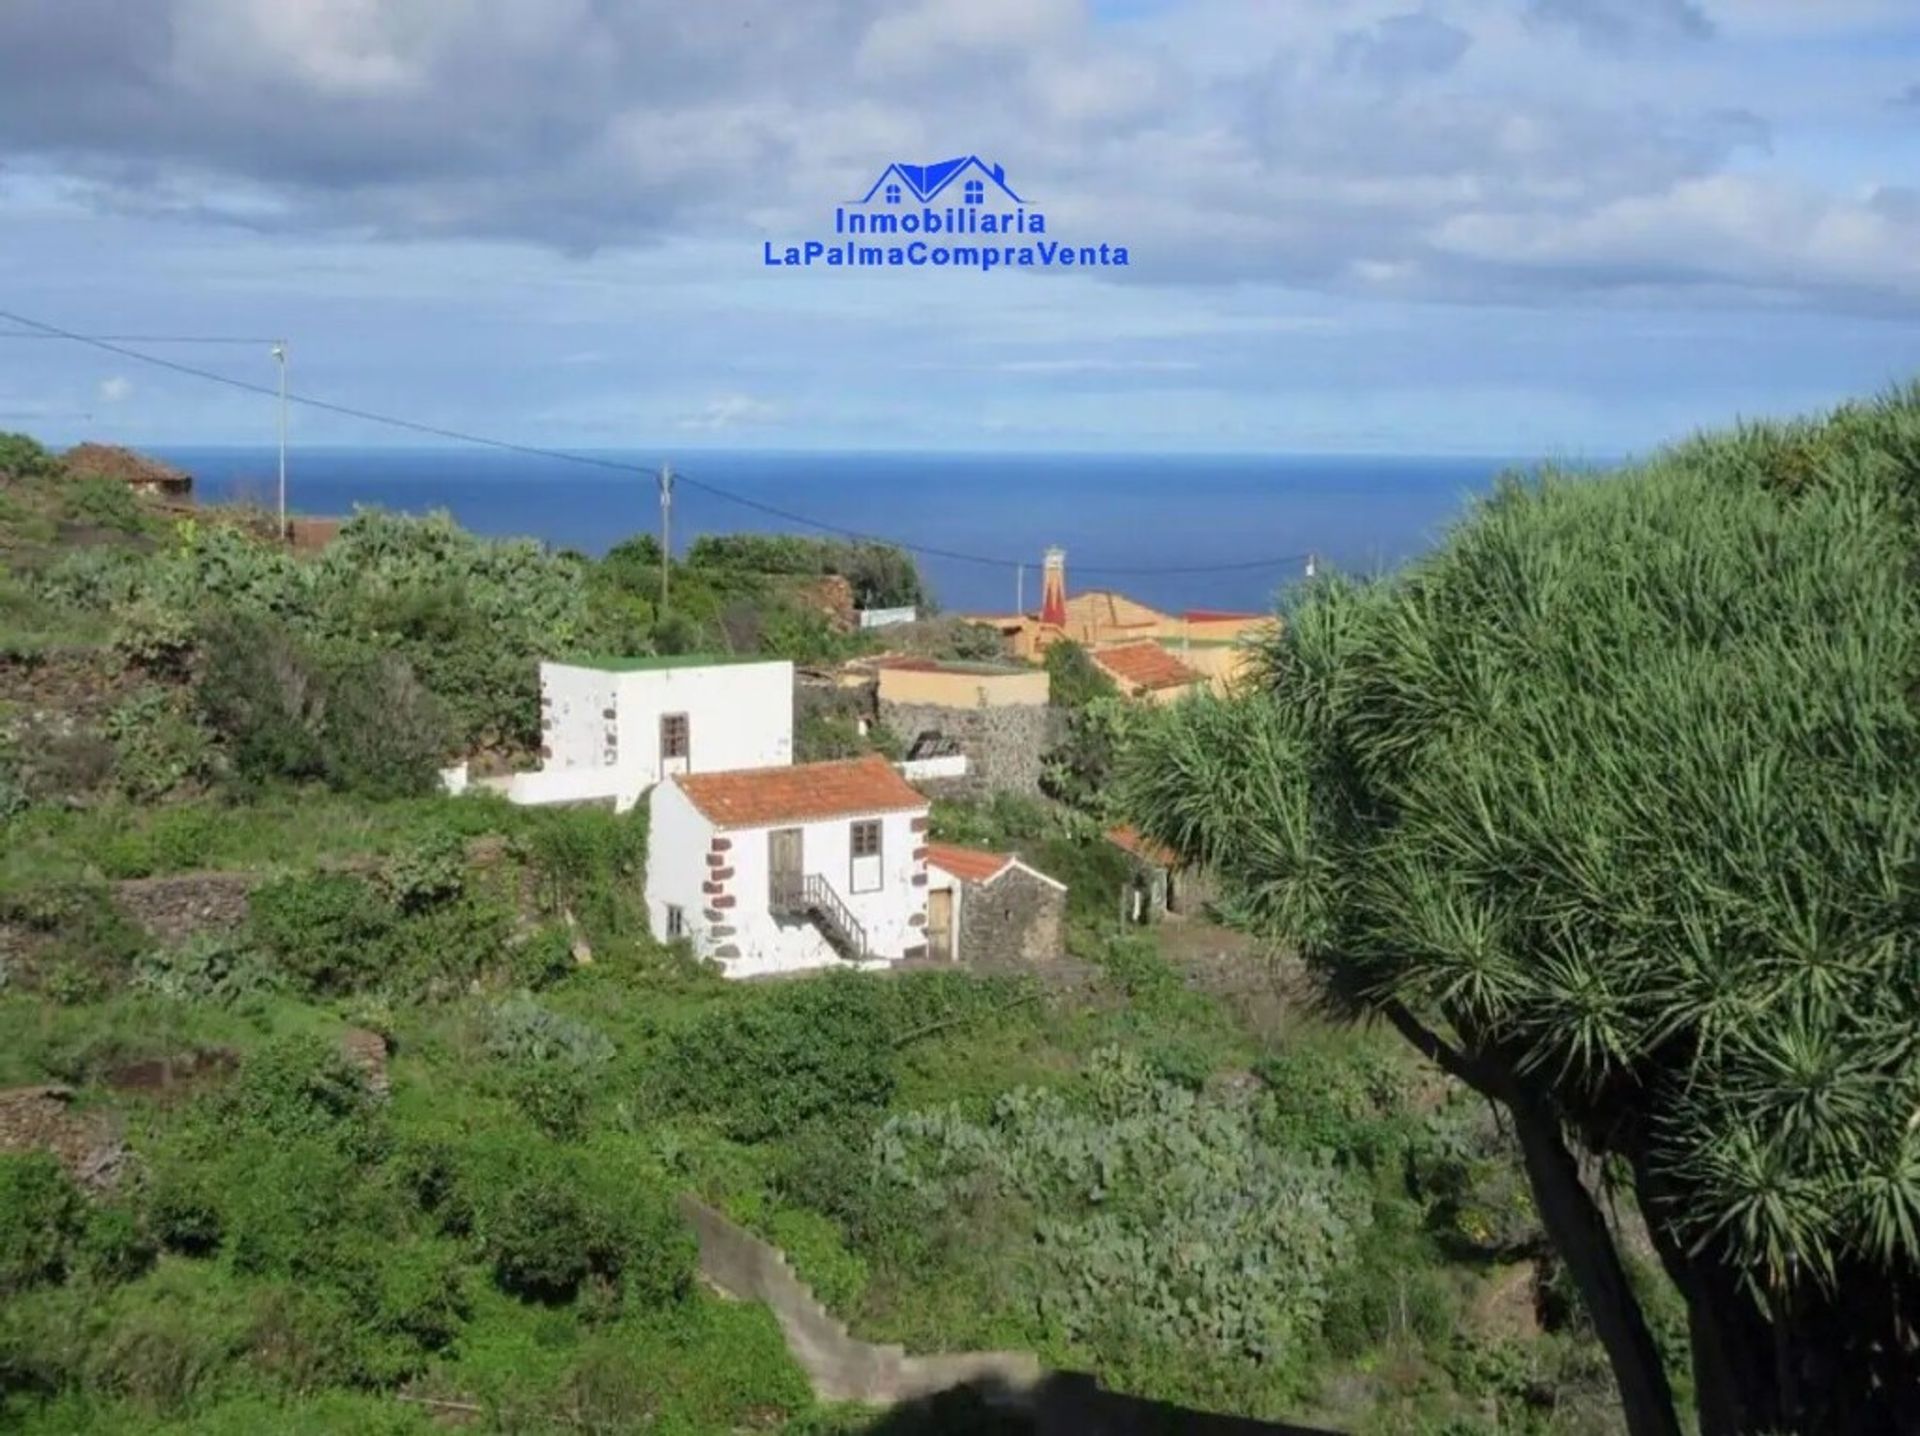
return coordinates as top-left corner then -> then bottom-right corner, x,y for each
1121,385 -> 1920,1435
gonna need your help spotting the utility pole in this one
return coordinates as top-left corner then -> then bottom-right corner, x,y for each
1016,563 -> 1024,615
658,462 -> 674,611
271,341 -> 288,541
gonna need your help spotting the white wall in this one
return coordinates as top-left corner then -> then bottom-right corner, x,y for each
611,661 -> 793,784
898,754 -> 967,782
647,780 -> 928,979
538,659 -> 795,811
646,778 -> 714,953
540,664 -> 616,773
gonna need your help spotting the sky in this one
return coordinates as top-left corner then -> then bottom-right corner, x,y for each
0,0 -> 1916,456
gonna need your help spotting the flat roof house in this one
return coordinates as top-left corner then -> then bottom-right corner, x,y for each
647,754 -> 933,978
493,655 -> 794,812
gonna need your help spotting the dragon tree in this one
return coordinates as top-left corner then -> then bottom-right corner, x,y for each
1120,387 -> 1920,1433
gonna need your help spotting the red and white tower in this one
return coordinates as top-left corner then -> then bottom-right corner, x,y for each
1039,546 -> 1068,628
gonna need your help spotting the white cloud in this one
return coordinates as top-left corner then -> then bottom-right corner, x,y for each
0,0 -> 1912,315
96,375 -> 131,402
677,392 -> 783,431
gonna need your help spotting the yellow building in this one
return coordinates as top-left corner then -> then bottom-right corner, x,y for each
868,657 -> 1049,708
964,549 -> 1276,696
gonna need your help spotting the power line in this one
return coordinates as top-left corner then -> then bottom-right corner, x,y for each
0,333 -> 281,344
0,305 -> 1313,578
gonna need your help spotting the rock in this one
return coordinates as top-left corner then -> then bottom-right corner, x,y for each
338,1029 -> 391,1101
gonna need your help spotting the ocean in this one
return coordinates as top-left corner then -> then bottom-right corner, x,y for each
152,447 -> 1542,615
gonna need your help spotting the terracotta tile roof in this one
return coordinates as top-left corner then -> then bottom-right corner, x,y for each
925,842 -> 1014,884
1107,824 -> 1179,868
1182,609 -> 1260,623
1090,641 -> 1204,693
673,755 -> 927,829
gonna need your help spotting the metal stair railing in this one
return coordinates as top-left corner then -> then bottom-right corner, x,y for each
770,873 -> 870,960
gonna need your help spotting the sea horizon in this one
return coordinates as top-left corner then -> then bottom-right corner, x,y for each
150,444 -> 1606,614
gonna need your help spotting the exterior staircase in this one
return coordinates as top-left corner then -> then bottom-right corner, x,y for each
770,873 -> 869,961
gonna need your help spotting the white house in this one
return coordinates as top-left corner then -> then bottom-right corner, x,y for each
646,754 -> 933,978
485,655 -> 794,813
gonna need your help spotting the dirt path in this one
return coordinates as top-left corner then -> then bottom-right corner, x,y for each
1152,915 -> 1316,1040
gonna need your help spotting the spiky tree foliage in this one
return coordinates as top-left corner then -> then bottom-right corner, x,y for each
1120,387 -> 1920,1434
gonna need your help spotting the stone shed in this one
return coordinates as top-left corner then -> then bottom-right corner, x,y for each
924,842 -> 1066,966
869,657 -> 1060,798
1106,824 -> 1211,923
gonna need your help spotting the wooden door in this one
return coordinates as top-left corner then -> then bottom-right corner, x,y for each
927,887 -> 954,961
768,827 -> 804,908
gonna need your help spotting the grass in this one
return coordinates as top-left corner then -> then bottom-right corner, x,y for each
0,772 -> 1624,1435
0,791 -> 538,887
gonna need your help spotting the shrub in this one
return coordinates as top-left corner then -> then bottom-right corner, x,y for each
195,614 -> 330,784
378,832 -> 465,914
63,477 -> 145,533
111,598 -> 196,678
145,1165 -> 224,1256
0,430 -> 58,480
484,994 -> 613,1140
516,804 -> 649,942
218,1035 -> 380,1146
316,648 -> 449,797
654,973 -> 895,1142
485,1175 -> 599,1301
483,993 -> 614,1069
246,873 -> 396,996
133,934 -> 275,1007
197,615 -> 448,796
1043,639 -> 1118,709
0,1153 -> 84,1294
78,1203 -> 158,1285
874,1046 -> 1368,1368
104,688 -> 212,802
507,923 -> 576,990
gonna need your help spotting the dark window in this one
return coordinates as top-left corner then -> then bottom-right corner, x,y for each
661,713 -> 689,759
665,905 -> 685,939
851,820 -> 881,859
908,730 -> 961,760
964,178 -> 984,205
885,183 -> 902,204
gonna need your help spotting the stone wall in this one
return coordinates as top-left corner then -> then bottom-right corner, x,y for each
879,699 -> 1061,799
958,868 -> 1065,967
677,1194 -> 1042,1406
111,871 -> 260,945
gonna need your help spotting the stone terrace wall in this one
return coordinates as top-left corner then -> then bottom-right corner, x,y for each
111,872 -> 259,946
677,1194 -> 1042,1406
879,700 -> 1062,799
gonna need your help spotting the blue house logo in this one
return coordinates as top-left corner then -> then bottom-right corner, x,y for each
762,156 -> 1128,273
855,155 -> 1024,207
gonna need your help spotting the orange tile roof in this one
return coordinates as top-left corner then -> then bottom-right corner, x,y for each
674,755 -> 927,829
1090,641 -> 1204,693
1182,609 -> 1260,623
925,842 -> 1014,884
1107,824 -> 1179,868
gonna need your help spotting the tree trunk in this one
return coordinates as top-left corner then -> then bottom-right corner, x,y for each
1375,1001 -> 1683,1436
1506,1094 -> 1683,1436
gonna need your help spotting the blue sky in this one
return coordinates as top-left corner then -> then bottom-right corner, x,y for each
0,0 -> 1916,456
